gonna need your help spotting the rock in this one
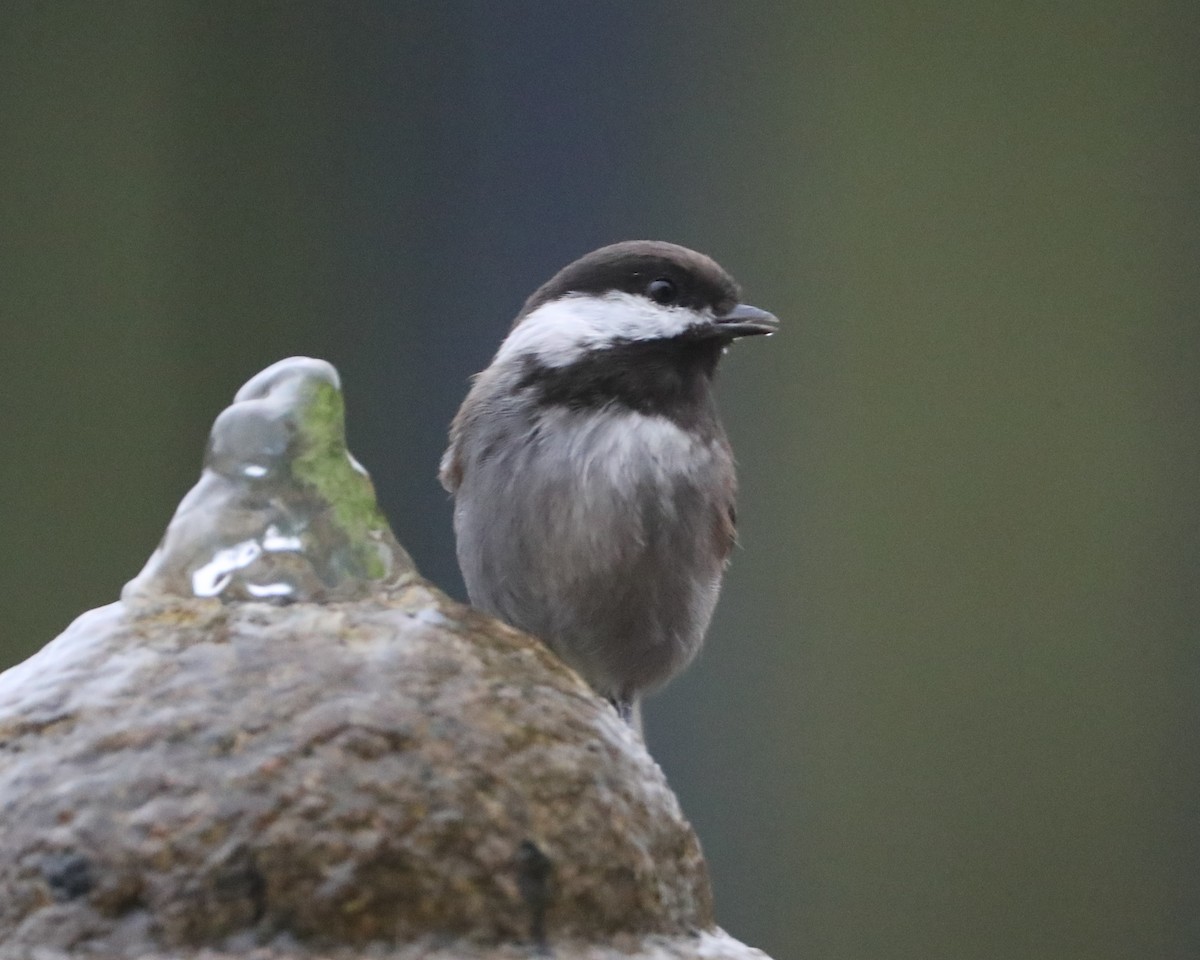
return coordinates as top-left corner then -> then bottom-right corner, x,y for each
0,358 -> 773,959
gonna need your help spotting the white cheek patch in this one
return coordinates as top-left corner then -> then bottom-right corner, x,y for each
495,291 -> 710,368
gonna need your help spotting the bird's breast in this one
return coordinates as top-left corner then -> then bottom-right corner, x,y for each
454,403 -> 733,697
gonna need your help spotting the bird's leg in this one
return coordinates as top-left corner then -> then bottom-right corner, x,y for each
609,697 -> 644,734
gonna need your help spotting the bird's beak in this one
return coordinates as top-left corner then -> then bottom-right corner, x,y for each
714,303 -> 779,338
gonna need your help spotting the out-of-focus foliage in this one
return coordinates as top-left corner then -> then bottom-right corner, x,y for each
1,4 -> 1196,959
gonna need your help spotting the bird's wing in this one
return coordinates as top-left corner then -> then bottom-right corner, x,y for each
717,500 -> 738,562
438,430 -> 464,493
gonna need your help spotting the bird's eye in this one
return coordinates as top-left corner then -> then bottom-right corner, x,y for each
646,278 -> 678,305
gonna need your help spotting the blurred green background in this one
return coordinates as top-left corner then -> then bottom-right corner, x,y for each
2,3 -> 1197,958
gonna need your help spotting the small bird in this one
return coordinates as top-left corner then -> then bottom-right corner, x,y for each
440,241 -> 777,724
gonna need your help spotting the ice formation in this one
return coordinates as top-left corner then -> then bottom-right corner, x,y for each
123,357 -> 414,603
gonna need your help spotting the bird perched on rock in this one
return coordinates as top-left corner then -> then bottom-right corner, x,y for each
441,241 -> 777,725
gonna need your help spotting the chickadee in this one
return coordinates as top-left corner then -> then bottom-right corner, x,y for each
440,241 -> 777,724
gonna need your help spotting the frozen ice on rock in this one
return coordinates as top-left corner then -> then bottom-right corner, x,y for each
123,357 -> 415,603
